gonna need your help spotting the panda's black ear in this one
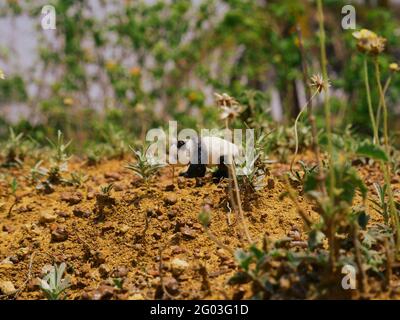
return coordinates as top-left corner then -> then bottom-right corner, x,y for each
177,140 -> 186,149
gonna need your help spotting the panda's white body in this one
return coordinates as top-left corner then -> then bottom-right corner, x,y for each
171,136 -> 241,179
182,136 -> 240,165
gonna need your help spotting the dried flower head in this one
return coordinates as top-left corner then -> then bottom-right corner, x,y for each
220,104 -> 242,121
352,29 -> 386,55
389,63 -> 400,73
309,74 -> 330,93
215,92 -> 242,121
0,69 -> 5,80
214,92 -> 239,107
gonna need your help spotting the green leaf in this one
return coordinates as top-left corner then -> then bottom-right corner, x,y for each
234,249 -> 252,271
308,230 -> 325,250
356,143 -> 389,162
228,272 -> 251,285
303,171 -> 318,193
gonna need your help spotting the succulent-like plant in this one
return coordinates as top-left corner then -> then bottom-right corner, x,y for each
2,128 -> 25,167
100,183 -> 114,196
125,146 -> 164,184
63,171 -> 88,187
7,178 -> 19,218
47,130 -> 71,165
43,131 -> 71,184
27,160 -> 47,184
39,263 -> 70,300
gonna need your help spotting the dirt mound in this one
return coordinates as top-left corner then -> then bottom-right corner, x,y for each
0,157 -> 393,299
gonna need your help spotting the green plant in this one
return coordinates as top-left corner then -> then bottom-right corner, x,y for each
290,78 -> 321,173
352,28 -> 400,252
229,239 -> 333,299
371,183 -> 400,226
42,130 -> 71,185
2,127 -> 25,167
238,160 -> 266,193
63,171 -> 88,187
373,57 -> 400,251
125,146 -> 164,184
100,183 -> 114,196
237,132 -> 269,195
47,130 -> 71,165
288,160 -> 318,186
86,145 -> 107,165
216,92 -> 252,244
100,124 -> 129,159
38,263 -> 70,300
264,124 -> 313,163
94,183 -> 116,221
7,178 -> 18,218
26,160 -> 47,185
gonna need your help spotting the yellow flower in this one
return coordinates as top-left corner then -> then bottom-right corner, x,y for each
129,66 -> 141,77
352,29 -> 377,41
105,60 -> 117,71
63,97 -> 74,106
188,91 -> 198,102
389,63 -> 400,73
0,69 -> 5,80
352,29 -> 386,55
309,74 -> 330,93
136,103 -> 146,112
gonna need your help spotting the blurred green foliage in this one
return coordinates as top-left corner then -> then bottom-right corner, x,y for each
0,0 -> 400,148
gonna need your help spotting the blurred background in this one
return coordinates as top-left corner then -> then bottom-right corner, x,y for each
0,0 -> 400,151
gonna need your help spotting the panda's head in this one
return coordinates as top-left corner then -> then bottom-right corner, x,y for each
177,140 -> 186,149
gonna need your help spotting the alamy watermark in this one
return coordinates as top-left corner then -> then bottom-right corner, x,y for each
342,5 -> 356,30
341,264 -> 357,290
40,4 -> 356,31
41,5 -> 56,30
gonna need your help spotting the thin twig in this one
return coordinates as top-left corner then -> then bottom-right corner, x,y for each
6,197 -> 17,218
364,57 -> 379,144
317,0 -> 335,199
226,201 -> 233,226
374,58 -> 400,252
229,163 -> 252,244
290,90 -> 319,173
375,76 -> 391,133
296,24 -> 325,194
384,238 -> 393,289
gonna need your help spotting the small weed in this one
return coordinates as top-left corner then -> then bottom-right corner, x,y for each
100,183 -> 114,196
7,178 -> 18,218
38,262 -> 70,300
125,146 -> 164,184
2,128 -> 25,167
63,171 -> 88,187
26,160 -> 47,185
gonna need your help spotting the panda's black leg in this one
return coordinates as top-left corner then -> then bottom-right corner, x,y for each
212,156 -> 230,182
180,163 -> 207,178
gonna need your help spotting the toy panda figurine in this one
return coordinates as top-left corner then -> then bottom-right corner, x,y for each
171,136 -> 241,180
